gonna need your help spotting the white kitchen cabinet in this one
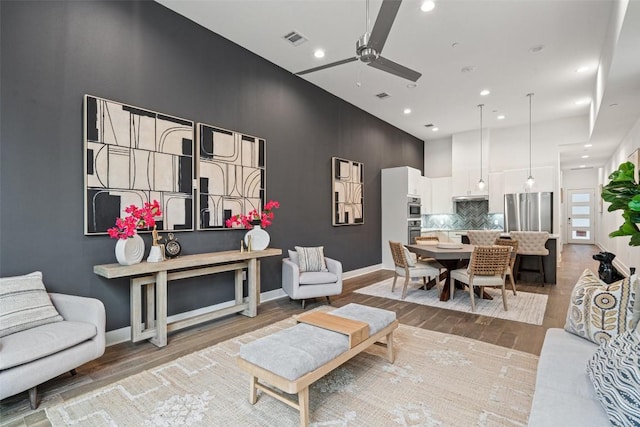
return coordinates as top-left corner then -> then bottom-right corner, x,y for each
430,177 -> 453,213
503,166 -> 556,194
407,167 -> 422,196
381,166 -> 422,197
488,172 -> 504,213
452,168 -> 488,197
421,176 -> 432,214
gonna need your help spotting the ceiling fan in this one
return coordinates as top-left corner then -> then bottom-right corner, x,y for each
295,0 -> 422,82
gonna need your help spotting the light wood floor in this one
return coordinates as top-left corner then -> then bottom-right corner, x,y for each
1,244 -> 601,426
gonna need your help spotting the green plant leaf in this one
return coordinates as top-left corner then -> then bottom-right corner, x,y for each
602,161 -> 640,247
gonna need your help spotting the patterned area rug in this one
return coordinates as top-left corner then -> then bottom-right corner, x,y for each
355,277 -> 548,325
46,312 -> 538,426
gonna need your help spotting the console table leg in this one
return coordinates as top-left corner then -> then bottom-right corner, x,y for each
149,271 -> 168,347
243,258 -> 258,317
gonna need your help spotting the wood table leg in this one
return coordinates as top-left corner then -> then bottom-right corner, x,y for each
149,270 -> 167,348
242,258 -> 258,317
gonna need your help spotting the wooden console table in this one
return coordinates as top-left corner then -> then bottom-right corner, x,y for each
94,248 -> 282,348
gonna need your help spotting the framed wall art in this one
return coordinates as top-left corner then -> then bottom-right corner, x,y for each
332,157 -> 364,226
197,123 -> 266,229
84,95 -> 194,235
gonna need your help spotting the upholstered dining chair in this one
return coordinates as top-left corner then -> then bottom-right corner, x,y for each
493,238 -> 519,295
389,241 -> 442,300
509,231 -> 549,285
449,245 -> 511,312
467,230 -> 501,246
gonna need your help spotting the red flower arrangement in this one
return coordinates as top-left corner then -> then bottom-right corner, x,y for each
225,200 -> 280,229
107,200 -> 162,239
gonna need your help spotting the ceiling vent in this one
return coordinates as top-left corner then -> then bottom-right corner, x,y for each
424,124 -> 434,128
282,30 -> 308,46
570,166 -> 594,170
375,92 -> 390,99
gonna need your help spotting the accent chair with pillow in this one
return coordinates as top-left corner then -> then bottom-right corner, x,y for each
0,272 -> 106,409
282,246 -> 343,309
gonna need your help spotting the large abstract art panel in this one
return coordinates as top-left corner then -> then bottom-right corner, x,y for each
197,124 -> 266,229
84,95 -> 194,235
332,157 -> 364,226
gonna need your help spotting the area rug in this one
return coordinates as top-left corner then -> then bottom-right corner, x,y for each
355,277 -> 548,325
46,312 -> 538,427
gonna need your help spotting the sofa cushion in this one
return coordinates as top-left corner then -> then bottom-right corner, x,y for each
299,271 -> 338,285
587,330 -> 640,426
0,320 -> 97,370
295,246 -> 328,272
288,249 -> 299,265
0,271 -> 63,338
565,269 -> 637,344
528,386 -> 611,427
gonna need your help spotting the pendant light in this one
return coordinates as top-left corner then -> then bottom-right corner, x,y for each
477,103 -> 486,190
526,93 -> 535,187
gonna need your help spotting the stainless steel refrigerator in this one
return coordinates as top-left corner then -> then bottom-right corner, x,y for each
504,192 -> 553,232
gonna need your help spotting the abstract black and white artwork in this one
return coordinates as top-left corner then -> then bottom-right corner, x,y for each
84,95 -> 194,235
197,124 -> 265,229
332,157 -> 364,226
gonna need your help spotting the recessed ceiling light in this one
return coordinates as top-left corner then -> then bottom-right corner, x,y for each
529,45 -> 545,53
432,127 -> 439,132
314,49 -> 325,58
407,83 -> 417,88
584,144 -> 593,148
403,108 -> 412,115
421,1 -> 436,12
575,98 -> 591,106
480,89 -> 490,96
581,155 -> 589,159
576,65 -> 590,73
497,115 -> 505,120
579,165 -> 586,168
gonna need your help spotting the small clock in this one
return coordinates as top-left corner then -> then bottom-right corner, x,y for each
164,233 -> 182,258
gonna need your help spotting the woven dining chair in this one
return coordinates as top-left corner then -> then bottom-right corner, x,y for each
509,231 -> 549,285
467,230 -> 501,246
449,245 -> 511,312
493,238 -> 519,295
389,241 -> 442,300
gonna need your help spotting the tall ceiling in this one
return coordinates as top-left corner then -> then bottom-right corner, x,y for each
157,0 -> 640,170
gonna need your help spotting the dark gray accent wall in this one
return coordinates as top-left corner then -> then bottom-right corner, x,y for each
0,0 -> 423,331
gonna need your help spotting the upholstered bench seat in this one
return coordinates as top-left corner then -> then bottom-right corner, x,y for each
237,303 -> 398,427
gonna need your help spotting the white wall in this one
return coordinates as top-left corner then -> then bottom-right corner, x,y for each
424,136 -> 452,178
597,114 -> 640,275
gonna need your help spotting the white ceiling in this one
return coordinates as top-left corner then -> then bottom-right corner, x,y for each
157,0 -> 640,171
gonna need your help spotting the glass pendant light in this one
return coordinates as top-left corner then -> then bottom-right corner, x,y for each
526,93 -> 535,187
477,103 -> 486,190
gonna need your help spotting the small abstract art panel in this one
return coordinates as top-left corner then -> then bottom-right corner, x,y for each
332,157 -> 364,226
84,95 -> 194,235
197,124 -> 266,229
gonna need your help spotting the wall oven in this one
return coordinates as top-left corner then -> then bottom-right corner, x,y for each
408,220 -> 422,245
408,197 -> 421,219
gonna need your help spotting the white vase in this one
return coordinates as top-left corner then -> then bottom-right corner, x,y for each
244,225 -> 270,251
115,234 -> 145,265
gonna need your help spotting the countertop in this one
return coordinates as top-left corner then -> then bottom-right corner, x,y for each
422,229 -> 559,239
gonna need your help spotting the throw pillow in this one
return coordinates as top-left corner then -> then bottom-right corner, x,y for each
0,271 -> 63,337
288,249 -> 299,265
294,246 -> 328,272
586,330 -> 640,426
565,269 -> 637,344
402,246 -> 416,267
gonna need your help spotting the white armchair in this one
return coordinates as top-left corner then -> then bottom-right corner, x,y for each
282,256 -> 343,309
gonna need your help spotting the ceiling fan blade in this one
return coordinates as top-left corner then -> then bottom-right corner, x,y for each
368,0 -> 402,53
368,56 -> 422,82
296,57 -> 358,76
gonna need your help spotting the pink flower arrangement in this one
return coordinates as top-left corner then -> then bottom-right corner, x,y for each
225,200 -> 280,229
107,200 -> 162,239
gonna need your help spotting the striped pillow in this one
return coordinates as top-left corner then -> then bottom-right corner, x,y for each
294,246 -> 328,272
587,330 -> 640,426
0,271 -> 63,337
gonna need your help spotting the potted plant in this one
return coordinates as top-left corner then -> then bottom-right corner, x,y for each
601,161 -> 640,246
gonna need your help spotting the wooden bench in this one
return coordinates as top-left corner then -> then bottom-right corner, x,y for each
237,304 -> 398,426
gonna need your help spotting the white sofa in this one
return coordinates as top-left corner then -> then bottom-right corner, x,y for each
528,328 -> 609,426
0,293 -> 106,408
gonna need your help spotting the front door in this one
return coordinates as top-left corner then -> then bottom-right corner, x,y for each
567,189 -> 595,244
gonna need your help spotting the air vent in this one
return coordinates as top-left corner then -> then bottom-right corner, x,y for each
424,123 -> 434,128
570,166 -> 594,170
375,92 -> 390,99
282,30 -> 308,46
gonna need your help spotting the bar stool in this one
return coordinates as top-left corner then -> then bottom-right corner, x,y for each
467,230 -> 501,246
509,231 -> 549,285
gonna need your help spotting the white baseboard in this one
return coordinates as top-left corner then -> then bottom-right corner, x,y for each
105,264 -> 384,346
594,241 -> 631,276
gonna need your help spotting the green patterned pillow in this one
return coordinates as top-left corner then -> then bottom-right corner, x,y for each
0,271 -> 63,337
565,269 -> 637,344
294,246 -> 328,272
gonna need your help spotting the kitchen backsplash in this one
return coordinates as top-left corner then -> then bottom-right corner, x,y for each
423,200 -> 504,230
